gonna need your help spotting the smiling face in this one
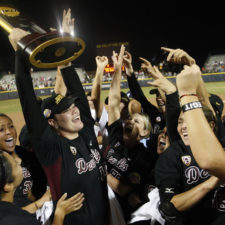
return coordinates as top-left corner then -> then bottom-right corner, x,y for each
50,103 -> 84,139
123,113 -> 149,146
157,127 -> 170,154
177,112 -> 189,146
4,151 -> 23,188
0,115 -> 17,153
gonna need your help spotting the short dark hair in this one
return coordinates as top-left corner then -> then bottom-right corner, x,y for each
0,113 -> 12,122
0,151 -> 14,199
202,105 -> 218,136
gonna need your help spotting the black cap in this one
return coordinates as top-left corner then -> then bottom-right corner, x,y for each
105,91 -> 130,105
41,93 -> 79,119
209,93 -> 224,117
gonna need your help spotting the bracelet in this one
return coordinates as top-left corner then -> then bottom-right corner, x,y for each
179,94 -> 197,99
182,101 -> 202,112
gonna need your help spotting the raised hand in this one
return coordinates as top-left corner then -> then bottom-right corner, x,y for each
161,47 -> 196,66
62,8 -> 75,35
176,64 -> 202,96
139,57 -> 155,76
95,56 -> 109,71
140,57 -> 176,95
112,44 -> 125,71
123,51 -> 133,76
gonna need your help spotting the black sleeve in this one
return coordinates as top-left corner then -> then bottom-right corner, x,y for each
15,50 -> 48,139
60,66 -> 95,133
107,119 -> 124,148
155,144 -> 183,202
15,50 -> 61,165
127,74 -> 163,128
165,91 -> 181,143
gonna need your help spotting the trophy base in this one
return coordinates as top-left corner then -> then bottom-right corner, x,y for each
18,31 -> 86,68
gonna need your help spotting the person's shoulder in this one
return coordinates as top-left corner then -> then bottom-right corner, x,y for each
156,141 -> 183,165
0,202 -> 41,225
15,145 -> 34,159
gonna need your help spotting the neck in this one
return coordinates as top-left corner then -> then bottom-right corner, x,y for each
59,131 -> 79,140
1,192 -> 14,203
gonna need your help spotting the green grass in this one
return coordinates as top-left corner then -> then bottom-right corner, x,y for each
0,81 -> 224,114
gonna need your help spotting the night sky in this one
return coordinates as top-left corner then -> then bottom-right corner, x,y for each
0,0 -> 225,74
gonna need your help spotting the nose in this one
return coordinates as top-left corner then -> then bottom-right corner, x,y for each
71,106 -> 78,114
181,122 -> 187,130
5,127 -> 12,135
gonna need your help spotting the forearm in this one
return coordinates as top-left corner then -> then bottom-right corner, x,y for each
108,69 -> 121,125
107,174 -> 132,196
15,50 -> 47,137
180,96 -> 225,178
52,209 -> 65,225
197,76 -> 215,115
54,67 -> 67,96
61,65 -> 92,120
127,74 -> 160,124
171,180 -> 213,211
22,198 -> 45,214
91,67 -> 104,119
166,91 -> 181,143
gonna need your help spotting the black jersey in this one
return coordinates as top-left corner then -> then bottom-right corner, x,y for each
0,201 -> 41,225
106,119 -> 156,199
13,146 -> 33,207
155,140 -> 225,225
15,51 -> 109,225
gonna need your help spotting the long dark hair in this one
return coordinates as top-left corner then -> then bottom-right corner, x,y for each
0,151 -> 14,199
0,113 -> 13,122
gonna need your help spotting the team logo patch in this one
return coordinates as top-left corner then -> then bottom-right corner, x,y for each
70,146 -> 77,156
181,155 -> 191,166
114,141 -> 121,148
55,94 -> 64,104
43,109 -> 51,118
164,188 -> 175,194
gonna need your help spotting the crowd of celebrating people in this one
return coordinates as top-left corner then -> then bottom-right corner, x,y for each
0,8 -> 225,225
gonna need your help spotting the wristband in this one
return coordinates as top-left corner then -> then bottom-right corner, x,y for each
179,94 -> 197,99
182,101 -> 202,112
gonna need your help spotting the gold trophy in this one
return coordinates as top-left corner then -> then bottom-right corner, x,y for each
0,7 -> 86,69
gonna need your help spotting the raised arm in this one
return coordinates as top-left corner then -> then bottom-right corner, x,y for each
91,56 -> 108,119
141,58 -> 180,143
9,28 -> 48,138
123,52 -> 162,127
54,9 -> 74,96
161,47 -> 215,115
108,45 -> 125,126
176,64 -> 225,179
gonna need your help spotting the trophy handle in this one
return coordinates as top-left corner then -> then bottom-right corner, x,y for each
0,14 -> 13,33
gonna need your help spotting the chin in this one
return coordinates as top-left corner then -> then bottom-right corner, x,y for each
4,147 -> 15,153
181,137 -> 190,146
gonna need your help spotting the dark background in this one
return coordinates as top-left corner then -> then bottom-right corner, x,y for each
0,0 -> 225,74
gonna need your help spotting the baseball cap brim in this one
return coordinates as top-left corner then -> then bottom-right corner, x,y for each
52,95 -> 79,114
41,94 -> 79,118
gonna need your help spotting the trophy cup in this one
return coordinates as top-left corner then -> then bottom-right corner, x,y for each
0,7 -> 86,69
